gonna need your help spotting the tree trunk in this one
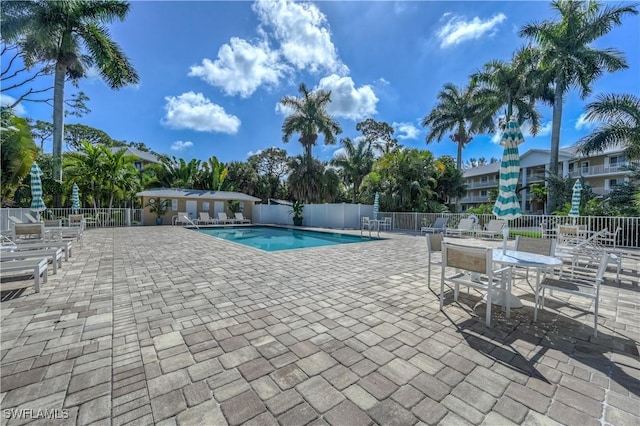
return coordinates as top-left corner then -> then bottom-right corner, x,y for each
547,79 -> 564,213
455,138 -> 463,212
52,62 -> 66,207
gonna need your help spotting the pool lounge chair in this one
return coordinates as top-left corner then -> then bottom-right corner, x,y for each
1,247 -> 63,274
475,219 -> 506,239
197,212 -> 217,225
12,223 -> 45,243
217,212 -> 233,224
421,217 -> 449,234
234,213 -> 251,224
444,218 -> 475,238
0,258 -> 48,292
174,212 -> 191,226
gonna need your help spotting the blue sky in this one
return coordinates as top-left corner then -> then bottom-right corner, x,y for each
4,0 -> 639,165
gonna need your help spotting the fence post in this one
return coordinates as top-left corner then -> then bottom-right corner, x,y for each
126,209 -> 131,227
414,212 -> 418,232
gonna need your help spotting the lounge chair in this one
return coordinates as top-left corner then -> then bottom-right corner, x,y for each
1,248 -> 63,274
24,213 -> 39,223
421,217 -> 449,234
197,212 -> 217,225
174,212 -> 191,226
8,216 -> 24,225
234,213 -> 251,224
217,212 -> 233,224
11,240 -> 72,260
475,219 -> 506,239
12,223 -> 45,243
0,258 -> 48,292
444,218 -> 475,238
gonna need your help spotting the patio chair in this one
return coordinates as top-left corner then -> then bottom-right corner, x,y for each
197,212 -> 216,225
514,236 -> 557,287
68,214 -> 85,230
234,212 -> 251,224
379,216 -> 392,231
596,226 -> 621,249
12,223 -> 45,243
425,233 -> 443,289
421,217 -> 448,234
535,251 -> 612,337
439,243 -> 512,327
557,225 -> 581,246
217,212 -> 233,224
474,219 -> 506,239
444,218 -> 475,238
8,216 -> 24,225
174,212 -> 190,226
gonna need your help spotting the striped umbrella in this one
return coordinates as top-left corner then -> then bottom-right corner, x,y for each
568,179 -> 582,217
71,183 -> 80,213
372,192 -> 379,220
493,117 -> 524,253
29,162 -> 46,217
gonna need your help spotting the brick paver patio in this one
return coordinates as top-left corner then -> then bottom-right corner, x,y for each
1,226 -> 638,425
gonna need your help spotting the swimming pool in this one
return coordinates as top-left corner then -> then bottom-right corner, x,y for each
194,226 -> 378,251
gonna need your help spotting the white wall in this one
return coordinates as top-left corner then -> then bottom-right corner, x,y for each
253,203 -> 374,229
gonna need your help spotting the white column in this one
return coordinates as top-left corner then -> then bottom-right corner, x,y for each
562,161 -> 569,178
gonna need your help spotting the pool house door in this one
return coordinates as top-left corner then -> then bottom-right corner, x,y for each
214,201 -> 225,218
186,200 -> 198,221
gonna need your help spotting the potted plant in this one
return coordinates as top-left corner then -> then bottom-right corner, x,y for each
289,201 -> 304,226
145,198 -> 171,225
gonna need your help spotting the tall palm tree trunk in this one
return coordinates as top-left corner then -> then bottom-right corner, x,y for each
52,63 -> 66,207
547,79 -> 564,213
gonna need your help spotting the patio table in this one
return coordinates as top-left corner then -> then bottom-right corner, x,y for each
490,249 -> 563,313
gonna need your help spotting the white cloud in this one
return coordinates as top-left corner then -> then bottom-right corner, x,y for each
575,113 -> 597,131
189,37 -> 286,98
317,74 -> 378,121
171,140 -> 193,151
253,0 -> 348,75
393,122 -> 420,140
162,91 -> 241,134
436,13 -> 506,48
332,147 -> 346,159
0,94 -> 26,115
247,149 -> 264,157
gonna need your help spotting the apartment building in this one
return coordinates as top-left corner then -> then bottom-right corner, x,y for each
460,145 -> 635,214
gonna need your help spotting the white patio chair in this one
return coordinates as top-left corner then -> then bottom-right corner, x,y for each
475,219 -> 506,239
379,217 -> 392,231
197,212 -> 216,225
421,217 -> 448,234
217,212 -> 233,224
444,218 -> 475,238
514,236 -> 557,288
535,251 -> 612,337
425,233 -> 443,289
234,212 -> 251,224
439,243 -> 512,327
173,212 -> 190,226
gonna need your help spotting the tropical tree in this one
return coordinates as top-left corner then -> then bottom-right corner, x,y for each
520,0 -> 638,212
1,0 -> 140,206
472,47 -> 553,133
159,157 -> 200,189
356,118 -> 401,155
287,155 -> 327,203
575,93 -> 640,160
422,82 -> 496,172
197,156 -> 229,191
280,82 -> 342,159
0,107 -> 38,205
433,155 -> 466,207
463,157 -> 499,169
225,161 -> 257,195
101,147 -> 137,209
331,137 -> 375,203
63,140 -> 106,208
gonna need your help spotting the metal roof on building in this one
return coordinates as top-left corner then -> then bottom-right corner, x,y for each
136,188 -> 261,202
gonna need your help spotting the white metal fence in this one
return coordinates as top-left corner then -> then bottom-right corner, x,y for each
0,208 -> 143,230
3,205 -> 637,248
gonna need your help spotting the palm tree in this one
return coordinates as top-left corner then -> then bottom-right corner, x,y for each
520,0 -> 638,212
101,147 -> 137,209
0,108 -> 38,205
63,140 -> 106,209
576,93 -> 640,160
421,82 -> 496,171
280,83 -> 342,159
1,0 -> 139,206
472,47 -> 553,133
287,155 -> 326,203
331,137 -> 375,203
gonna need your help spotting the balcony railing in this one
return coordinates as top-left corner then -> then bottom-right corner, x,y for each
569,161 -> 638,178
466,180 -> 499,189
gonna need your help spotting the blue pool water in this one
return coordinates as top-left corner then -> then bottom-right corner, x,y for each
195,226 -> 378,251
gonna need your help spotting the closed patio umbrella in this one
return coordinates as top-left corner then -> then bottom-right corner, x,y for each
71,183 -> 80,213
29,162 -> 46,219
568,179 -> 582,217
493,117 -> 524,253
